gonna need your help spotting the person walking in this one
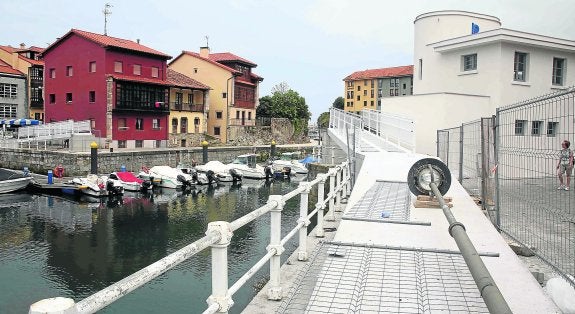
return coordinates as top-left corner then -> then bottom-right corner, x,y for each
557,140 -> 573,191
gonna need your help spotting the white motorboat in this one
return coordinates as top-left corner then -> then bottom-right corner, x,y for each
0,168 -> 33,194
72,174 -> 124,197
271,152 -> 309,174
140,166 -> 189,189
227,154 -> 272,180
195,161 -> 243,182
109,171 -> 153,192
177,166 -> 217,185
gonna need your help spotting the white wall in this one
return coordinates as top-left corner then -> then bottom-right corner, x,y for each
381,93 -> 492,155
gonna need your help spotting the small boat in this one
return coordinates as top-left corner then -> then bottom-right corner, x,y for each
271,152 -> 309,174
139,166 -> 189,189
227,154 -> 272,180
0,168 -> 33,194
177,166 -> 217,185
72,174 -> 124,197
109,171 -> 153,192
195,161 -> 243,182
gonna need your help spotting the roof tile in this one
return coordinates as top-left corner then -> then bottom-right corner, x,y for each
167,69 -> 210,90
344,65 -> 413,81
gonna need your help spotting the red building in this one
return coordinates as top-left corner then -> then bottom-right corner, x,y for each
42,29 -> 172,149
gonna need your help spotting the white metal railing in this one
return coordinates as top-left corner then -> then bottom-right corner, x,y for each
29,161 -> 352,314
329,108 -> 415,153
17,120 -> 92,143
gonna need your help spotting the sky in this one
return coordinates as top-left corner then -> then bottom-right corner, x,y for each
2,0 -> 574,122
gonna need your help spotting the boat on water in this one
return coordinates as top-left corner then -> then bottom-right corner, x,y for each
271,152 -> 309,174
71,174 -> 124,197
138,166 -> 189,189
177,166 -> 218,185
109,171 -> 153,192
194,161 -> 243,182
227,154 -> 272,180
0,168 -> 33,194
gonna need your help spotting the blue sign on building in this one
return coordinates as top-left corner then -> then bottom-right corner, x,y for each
471,23 -> 480,34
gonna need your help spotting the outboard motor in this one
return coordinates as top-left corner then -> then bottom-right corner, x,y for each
282,167 -> 292,178
264,165 -> 273,180
206,170 -> 217,184
229,168 -> 242,182
177,174 -> 191,187
141,180 -> 152,192
106,179 -> 123,195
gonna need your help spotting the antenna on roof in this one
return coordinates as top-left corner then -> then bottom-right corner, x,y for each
103,3 -> 113,35
205,36 -> 209,48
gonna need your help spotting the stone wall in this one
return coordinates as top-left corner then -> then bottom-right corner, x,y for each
0,144 -> 315,176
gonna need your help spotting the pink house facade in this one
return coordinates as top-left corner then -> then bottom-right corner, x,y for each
42,29 -> 172,149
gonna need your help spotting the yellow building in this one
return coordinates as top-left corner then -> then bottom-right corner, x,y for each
169,47 -> 263,143
0,44 -> 44,120
167,69 -> 210,147
343,65 -> 413,114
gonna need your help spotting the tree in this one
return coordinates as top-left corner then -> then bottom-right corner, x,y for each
317,112 -> 330,128
332,96 -> 344,110
260,83 -> 310,121
256,95 -> 273,117
271,82 -> 290,94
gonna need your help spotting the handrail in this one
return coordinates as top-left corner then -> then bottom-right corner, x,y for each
30,160 -> 352,314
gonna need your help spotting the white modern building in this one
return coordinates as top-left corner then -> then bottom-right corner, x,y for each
383,10 -> 575,155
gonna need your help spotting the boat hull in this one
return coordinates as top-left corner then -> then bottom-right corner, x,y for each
0,177 -> 33,194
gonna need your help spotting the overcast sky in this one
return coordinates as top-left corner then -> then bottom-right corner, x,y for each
2,0 -> 574,121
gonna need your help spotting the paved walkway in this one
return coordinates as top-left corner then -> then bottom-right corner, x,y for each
244,130 -> 560,313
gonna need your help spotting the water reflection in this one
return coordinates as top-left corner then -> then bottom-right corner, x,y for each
0,177 -> 310,313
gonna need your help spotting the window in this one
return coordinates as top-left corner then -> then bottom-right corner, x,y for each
214,126 -> 221,136
222,92 -> 227,99
418,59 -> 423,80
118,118 -> 127,130
194,117 -> 200,125
49,68 -> 55,78
180,117 -> 188,133
347,81 -> 352,88
371,89 -> 374,97
248,112 -> 252,120
152,118 -> 160,130
364,80 -> 368,86
378,89 -> 382,97
175,92 -> 183,105
216,111 -> 223,119
514,52 -> 528,81
172,118 -> 178,133
370,101 -> 374,106
118,140 -> 127,148
49,94 -> 55,104
363,101 -> 367,106
547,122 -> 559,136
114,61 -> 123,73
531,120 -> 542,135
66,66 -> 73,76
66,93 -> 73,103
151,67 -> 159,78
514,120 -> 527,135
357,86 -> 361,91
403,83 -> 406,89
356,95 -> 360,101
552,58 -> 565,86
0,83 -> 17,98
188,93 -> 193,105
0,104 -> 16,118
363,90 -> 367,96
89,91 -> 96,103
89,61 -> 96,73
135,118 -> 143,130
90,119 -> 96,129
133,64 -> 141,75
135,140 -> 143,148
347,91 -> 354,99
462,54 -> 477,71
371,80 -> 374,88
156,140 -> 162,148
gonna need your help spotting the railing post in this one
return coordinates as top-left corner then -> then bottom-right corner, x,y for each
335,166 -> 341,208
316,175 -> 326,238
206,221 -> 234,313
344,161 -> 351,197
327,170 -> 336,221
297,182 -> 311,261
331,147 -> 335,165
267,195 -> 284,300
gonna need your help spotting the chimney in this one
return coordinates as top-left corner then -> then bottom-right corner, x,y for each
20,43 -> 26,49
136,39 -> 140,44
200,46 -> 210,58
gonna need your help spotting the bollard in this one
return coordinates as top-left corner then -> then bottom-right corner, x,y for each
297,182 -> 311,261
202,140 -> 209,164
23,166 -> 29,176
267,195 -> 284,300
47,170 -> 53,185
270,140 -> 276,159
90,142 -> 98,174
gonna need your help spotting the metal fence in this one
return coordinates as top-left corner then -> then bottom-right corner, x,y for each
437,87 -> 575,287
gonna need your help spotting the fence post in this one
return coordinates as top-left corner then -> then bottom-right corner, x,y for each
316,175 -> 326,238
267,195 -> 284,300
297,182 -> 311,261
331,147 -> 335,165
327,169 -> 336,221
335,166 -> 341,208
494,110 -> 501,230
459,125 -> 464,183
206,221 -> 234,313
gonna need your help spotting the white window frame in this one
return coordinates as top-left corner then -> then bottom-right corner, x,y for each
514,52 -> 528,82
462,54 -> 477,72
552,57 -> 565,86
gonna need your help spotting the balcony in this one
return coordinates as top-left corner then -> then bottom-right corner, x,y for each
114,101 -> 169,113
229,119 -> 255,126
170,102 -> 205,112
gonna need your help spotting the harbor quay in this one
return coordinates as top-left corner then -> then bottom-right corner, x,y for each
0,143 -> 320,177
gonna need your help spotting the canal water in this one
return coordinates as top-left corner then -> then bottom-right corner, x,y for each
0,177 -> 316,313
